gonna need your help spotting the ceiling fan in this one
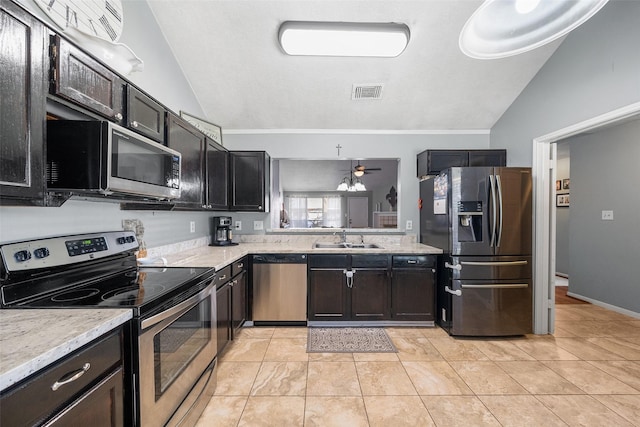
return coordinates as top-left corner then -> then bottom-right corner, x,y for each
341,161 -> 382,177
352,162 -> 381,176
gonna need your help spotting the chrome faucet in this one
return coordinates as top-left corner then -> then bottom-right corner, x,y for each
334,229 -> 347,243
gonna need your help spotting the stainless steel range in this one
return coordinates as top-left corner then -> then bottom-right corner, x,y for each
0,231 -> 217,426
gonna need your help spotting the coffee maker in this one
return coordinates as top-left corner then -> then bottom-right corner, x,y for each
210,216 -> 238,246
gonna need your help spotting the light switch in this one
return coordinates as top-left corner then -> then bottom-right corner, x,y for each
601,210 -> 614,221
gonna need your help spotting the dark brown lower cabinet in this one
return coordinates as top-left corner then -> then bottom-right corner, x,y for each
0,327 -> 124,426
308,268 -> 349,320
307,255 -> 390,321
391,256 -> 436,321
351,269 -> 390,320
216,282 -> 232,355
231,269 -> 247,333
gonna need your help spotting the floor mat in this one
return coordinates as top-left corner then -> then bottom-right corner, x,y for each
307,327 -> 397,353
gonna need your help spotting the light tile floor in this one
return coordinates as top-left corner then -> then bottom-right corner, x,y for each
196,305 -> 640,426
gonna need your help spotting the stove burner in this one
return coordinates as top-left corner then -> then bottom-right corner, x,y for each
101,284 -> 166,302
51,288 -> 101,302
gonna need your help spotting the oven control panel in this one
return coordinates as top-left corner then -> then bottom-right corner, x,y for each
0,231 -> 138,272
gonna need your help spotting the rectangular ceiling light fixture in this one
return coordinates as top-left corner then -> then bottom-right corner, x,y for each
279,21 -> 410,57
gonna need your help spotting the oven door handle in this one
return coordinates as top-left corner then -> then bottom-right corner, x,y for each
141,281 -> 214,330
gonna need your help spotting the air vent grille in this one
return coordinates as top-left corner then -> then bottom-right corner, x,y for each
351,84 -> 384,100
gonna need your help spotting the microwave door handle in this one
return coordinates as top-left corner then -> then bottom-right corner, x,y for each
489,175 -> 497,248
496,174 -> 504,248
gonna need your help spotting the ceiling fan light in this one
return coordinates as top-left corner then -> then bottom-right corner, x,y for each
353,170 -> 365,177
279,21 -> 410,57
459,0 -> 609,59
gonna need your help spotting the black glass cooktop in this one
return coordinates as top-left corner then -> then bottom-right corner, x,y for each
8,266 -> 215,316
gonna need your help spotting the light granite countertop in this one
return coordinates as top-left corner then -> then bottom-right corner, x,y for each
0,309 -> 132,391
161,240 -> 443,269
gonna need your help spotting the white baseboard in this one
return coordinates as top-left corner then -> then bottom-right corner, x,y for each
566,292 -> 640,319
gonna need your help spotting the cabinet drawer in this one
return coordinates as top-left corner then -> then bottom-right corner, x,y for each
308,255 -> 348,268
216,265 -> 232,287
0,329 -> 122,426
50,36 -> 124,124
232,258 -> 246,277
392,256 -> 435,268
351,255 -> 389,268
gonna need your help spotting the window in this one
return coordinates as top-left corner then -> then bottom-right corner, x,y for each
285,195 -> 343,228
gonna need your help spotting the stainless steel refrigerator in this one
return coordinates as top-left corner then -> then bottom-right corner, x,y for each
420,167 -> 532,336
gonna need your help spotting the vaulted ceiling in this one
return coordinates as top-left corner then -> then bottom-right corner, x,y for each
146,0 -> 563,131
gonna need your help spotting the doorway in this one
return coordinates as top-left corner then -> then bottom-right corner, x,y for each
532,101 -> 640,334
347,196 -> 369,228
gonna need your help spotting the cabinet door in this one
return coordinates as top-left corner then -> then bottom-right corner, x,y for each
308,269 -> 349,320
126,85 -> 165,143
50,36 -> 124,124
231,270 -> 247,334
468,150 -> 506,167
167,113 -> 205,208
205,138 -> 229,210
230,151 -> 269,211
0,2 -> 46,204
216,283 -> 232,355
391,268 -> 436,321
426,150 -> 469,176
351,269 -> 390,320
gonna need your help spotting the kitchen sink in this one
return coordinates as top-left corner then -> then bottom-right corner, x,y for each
313,243 -> 382,249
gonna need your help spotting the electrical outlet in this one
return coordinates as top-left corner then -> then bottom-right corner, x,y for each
601,210 -> 614,221
235,221 -> 242,230
253,220 -> 264,230
406,220 -> 413,230
190,221 -> 196,233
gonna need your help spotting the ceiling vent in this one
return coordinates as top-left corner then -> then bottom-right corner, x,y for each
351,83 -> 384,100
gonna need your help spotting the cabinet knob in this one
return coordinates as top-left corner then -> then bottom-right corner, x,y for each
131,120 -> 139,128
114,113 -> 123,121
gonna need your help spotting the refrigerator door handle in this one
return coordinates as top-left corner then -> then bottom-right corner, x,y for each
489,174 -> 497,247
445,286 -> 462,296
461,283 -> 529,289
495,174 -> 504,248
460,260 -> 528,267
445,262 -> 462,271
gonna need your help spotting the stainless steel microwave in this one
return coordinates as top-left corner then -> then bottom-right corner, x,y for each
47,121 -> 181,200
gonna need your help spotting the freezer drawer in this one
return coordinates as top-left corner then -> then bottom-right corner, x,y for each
447,256 -> 531,281
447,278 -> 532,336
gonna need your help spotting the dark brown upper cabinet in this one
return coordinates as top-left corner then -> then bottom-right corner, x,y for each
49,35 -> 124,124
205,138 -> 229,210
167,112 -> 205,208
230,151 -> 270,212
126,85 -> 166,143
0,1 -> 47,205
417,149 -> 506,177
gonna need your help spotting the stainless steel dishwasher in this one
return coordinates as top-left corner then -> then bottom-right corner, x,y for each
252,254 -> 308,325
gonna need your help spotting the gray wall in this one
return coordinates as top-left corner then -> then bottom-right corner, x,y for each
223,132 -> 490,233
490,0 -> 640,313
568,119 -> 640,312
491,0 -> 640,166
555,152 -> 570,276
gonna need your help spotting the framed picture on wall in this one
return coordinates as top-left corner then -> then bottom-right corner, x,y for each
562,178 -> 570,190
556,194 -> 570,207
556,180 -> 562,191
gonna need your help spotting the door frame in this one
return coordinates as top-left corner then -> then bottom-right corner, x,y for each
531,101 -> 640,334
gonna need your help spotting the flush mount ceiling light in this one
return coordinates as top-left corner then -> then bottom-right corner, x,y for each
459,0 -> 609,59
279,21 -> 410,57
